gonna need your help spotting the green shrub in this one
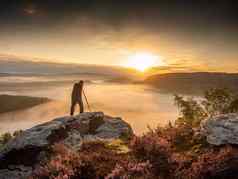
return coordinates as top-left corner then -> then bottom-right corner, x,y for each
174,95 -> 206,127
0,132 -> 12,145
0,130 -> 24,149
174,88 -> 238,127
13,130 -> 23,137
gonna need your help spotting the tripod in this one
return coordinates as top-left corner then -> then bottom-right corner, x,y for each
82,89 -> 92,112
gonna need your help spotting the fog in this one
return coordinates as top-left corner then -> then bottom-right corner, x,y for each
0,75 -> 178,135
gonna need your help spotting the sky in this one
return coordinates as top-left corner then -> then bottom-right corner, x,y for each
0,0 -> 238,73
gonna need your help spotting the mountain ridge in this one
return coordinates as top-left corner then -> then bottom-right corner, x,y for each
0,57 -> 138,78
145,72 -> 238,95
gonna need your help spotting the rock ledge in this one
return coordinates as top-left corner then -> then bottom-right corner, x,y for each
201,113 -> 238,145
0,112 -> 133,179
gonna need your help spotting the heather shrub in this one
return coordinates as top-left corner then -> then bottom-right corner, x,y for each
130,131 -> 172,177
161,125 -> 209,153
32,143 -> 93,179
129,123 -> 212,178
78,141 -> 130,177
162,125 -> 194,151
106,160 -> 153,179
181,146 -> 238,179
32,141 -> 131,179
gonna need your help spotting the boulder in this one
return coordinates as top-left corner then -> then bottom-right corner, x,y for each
201,113 -> 238,145
96,116 -> 133,139
0,112 -> 133,178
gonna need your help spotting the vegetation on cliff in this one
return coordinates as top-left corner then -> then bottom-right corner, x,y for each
26,88 -> 238,178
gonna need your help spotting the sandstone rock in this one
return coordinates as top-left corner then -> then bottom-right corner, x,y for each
201,113 -> 238,145
0,169 -> 31,179
0,112 -> 133,178
96,116 -> 133,139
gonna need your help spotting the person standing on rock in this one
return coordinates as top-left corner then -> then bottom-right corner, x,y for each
70,80 -> 84,115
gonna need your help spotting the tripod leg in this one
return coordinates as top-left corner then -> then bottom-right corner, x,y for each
83,89 -> 91,112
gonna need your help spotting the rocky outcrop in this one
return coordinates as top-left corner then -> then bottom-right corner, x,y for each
201,113 -> 238,145
0,112 -> 133,179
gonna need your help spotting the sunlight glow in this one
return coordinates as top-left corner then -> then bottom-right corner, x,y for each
125,52 -> 164,72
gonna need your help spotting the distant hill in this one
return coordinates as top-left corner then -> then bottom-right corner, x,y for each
145,72 -> 238,95
0,57 -> 138,79
0,95 -> 50,114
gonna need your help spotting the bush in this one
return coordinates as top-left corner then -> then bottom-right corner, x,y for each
129,123 -> 212,178
106,160 -> 153,179
32,143 -> 84,179
162,125 -> 209,153
174,88 -> 238,127
0,132 -> 12,145
0,130 -> 24,149
130,131 -> 172,177
78,141 -> 130,177
203,88 -> 234,116
182,146 -> 238,179
174,95 -> 206,127
31,142 -> 131,179
13,130 -> 23,137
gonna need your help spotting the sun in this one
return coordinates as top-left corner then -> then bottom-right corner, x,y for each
124,52 -> 164,72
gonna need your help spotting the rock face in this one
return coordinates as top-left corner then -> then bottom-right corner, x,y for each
201,113 -> 238,145
0,112 -> 133,179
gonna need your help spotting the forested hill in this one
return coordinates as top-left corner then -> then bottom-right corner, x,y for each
0,95 -> 50,114
145,72 -> 238,95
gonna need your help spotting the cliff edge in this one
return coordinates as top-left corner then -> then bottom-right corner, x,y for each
0,112 -> 133,179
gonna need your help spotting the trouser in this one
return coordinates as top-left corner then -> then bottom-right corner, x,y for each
70,99 -> 84,115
